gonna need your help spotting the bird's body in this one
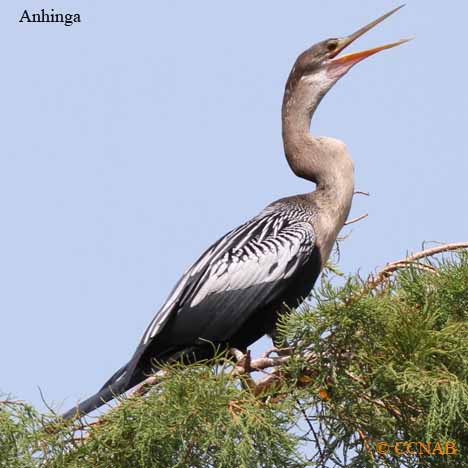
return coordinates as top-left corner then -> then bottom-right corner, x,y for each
64,191 -> 348,418
62,6 -> 408,420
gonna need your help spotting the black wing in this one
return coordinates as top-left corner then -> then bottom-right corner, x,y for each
141,203 -> 316,346
65,203 -> 318,419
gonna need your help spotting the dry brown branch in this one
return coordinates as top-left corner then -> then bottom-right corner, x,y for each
354,190 -> 370,196
397,242 -> 468,263
344,213 -> 368,226
367,242 -> 468,289
381,261 -> 437,275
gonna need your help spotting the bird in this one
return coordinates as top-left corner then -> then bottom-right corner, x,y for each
62,6 -> 409,420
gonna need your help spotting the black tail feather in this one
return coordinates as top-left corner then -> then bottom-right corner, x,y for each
98,363 -> 128,391
60,344 -> 202,421
61,361 -> 138,421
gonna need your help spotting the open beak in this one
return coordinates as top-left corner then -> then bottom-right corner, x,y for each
330,5 -> 411,67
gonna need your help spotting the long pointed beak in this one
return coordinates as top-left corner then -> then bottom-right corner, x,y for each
330,5 -> 411,66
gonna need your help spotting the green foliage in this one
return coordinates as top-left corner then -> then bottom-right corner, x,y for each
281,251 -> 468,467
1,361 -> 305,468
0,400 -> 41,468
1,251 -> 467,467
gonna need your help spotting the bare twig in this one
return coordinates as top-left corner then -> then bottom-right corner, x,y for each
379,261 -> 437,275
394,242 -> 468,263
344,213 -> 368,226
367,242 -> 468,289
354,191 -> 370,196
38,386 -> 57,416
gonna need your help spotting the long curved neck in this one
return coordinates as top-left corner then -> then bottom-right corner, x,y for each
281,73 -> 329,185
281,70 -> 355,232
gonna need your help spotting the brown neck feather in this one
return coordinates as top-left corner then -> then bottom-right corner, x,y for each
281,72 -> 329,184
281,67 -> 355,230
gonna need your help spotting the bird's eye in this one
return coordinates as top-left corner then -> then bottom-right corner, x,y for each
327,42 -> 338,52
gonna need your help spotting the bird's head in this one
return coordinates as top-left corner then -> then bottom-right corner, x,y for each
285,5 -> 411,96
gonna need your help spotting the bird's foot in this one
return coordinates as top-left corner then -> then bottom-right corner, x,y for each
229,348 -> 260,393
229,347 -> 252,373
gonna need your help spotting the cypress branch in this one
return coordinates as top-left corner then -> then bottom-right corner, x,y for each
1,244 -> 467,467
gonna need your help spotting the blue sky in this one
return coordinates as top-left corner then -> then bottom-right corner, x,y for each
1,1 -> 467,413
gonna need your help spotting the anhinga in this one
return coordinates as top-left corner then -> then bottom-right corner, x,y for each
62,6 -> 409,420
